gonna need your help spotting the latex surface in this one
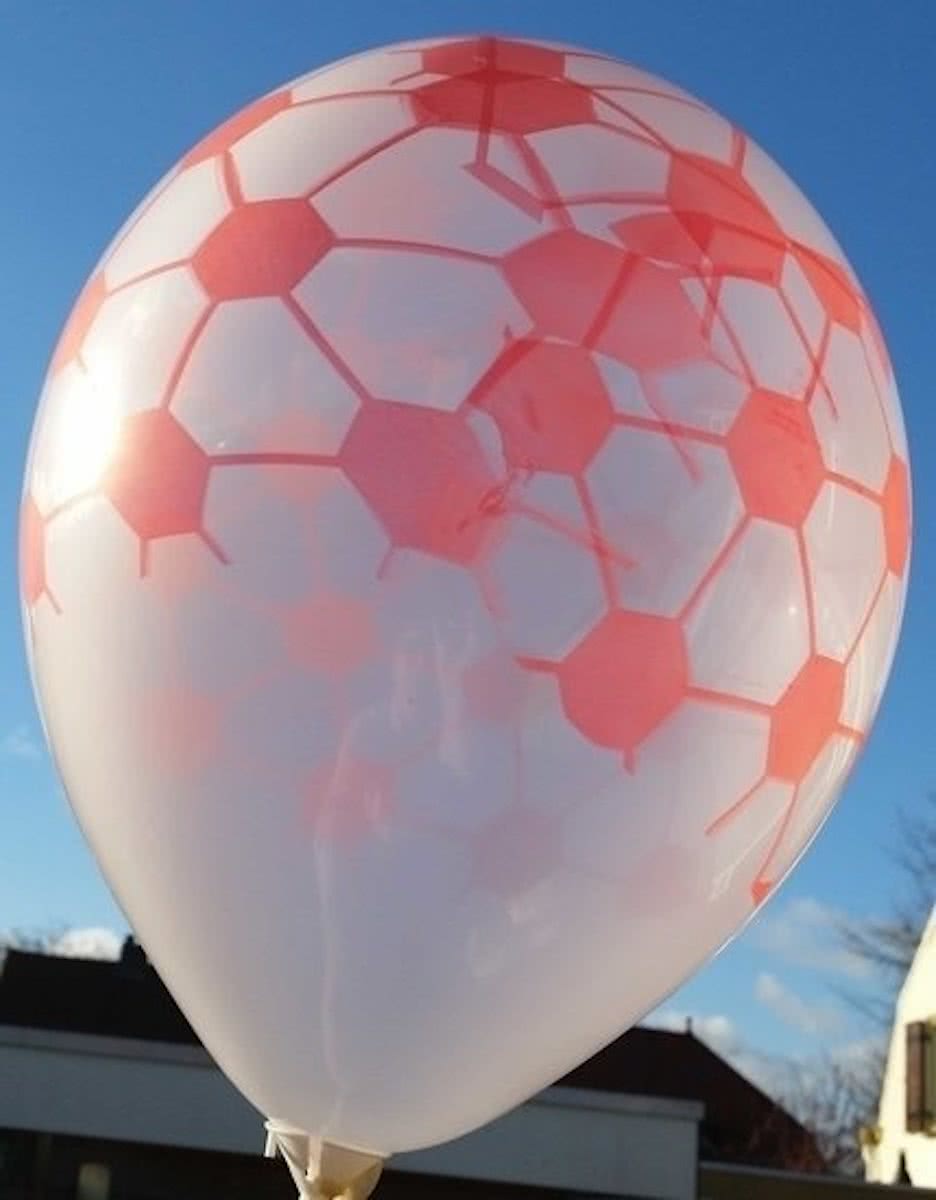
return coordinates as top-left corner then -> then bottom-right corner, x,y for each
21,36 -> 910,1154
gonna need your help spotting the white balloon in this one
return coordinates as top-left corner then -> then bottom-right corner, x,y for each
22,35 -> 909,1157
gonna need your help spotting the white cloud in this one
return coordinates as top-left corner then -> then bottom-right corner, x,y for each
0,925 -> 125,966
751,896 -> 875,981
50,927 -> 123,960
1,724 -> 41,761
755,971 -> 846,1036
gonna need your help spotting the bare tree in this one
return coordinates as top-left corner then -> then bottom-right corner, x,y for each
774,1046 -> 888,1176
835,791 -> 935,1027
774,795 -> 934,1176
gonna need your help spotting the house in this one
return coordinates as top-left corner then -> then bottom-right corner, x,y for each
863,906 -> 936,1187
2,937 -> 912,1200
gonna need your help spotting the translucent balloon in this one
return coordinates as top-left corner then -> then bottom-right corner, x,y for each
21,35 -> 910,1159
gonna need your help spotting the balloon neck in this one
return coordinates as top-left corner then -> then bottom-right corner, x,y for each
264,1121 -> 385,1200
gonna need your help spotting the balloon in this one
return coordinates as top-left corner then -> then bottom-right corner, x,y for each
21,35 -> 910,1160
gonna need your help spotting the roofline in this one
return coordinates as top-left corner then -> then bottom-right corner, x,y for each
678,1024 -> 793,1116
897,902 -> 936,1005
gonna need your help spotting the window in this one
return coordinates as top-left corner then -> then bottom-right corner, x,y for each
77,1162 -> 111,1200
906,1019 -> 936,1134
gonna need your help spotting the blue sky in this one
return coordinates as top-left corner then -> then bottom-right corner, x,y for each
1,0 -> 934,1082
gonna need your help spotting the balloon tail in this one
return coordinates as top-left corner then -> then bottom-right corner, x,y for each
264,1122 -> 385,1200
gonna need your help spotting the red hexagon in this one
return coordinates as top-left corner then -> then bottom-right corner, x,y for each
183,90 -> 291,168
592,259 -> 710,370
192,199 -> 332,300
506,230 -> 709,369
795,247 -> 862,332
612,212 -> 709,270
422,38 -> 566,80
663,153 -> 785,283
558,609 -> 688,758
726,389 -> 825,526
49,273 -> 107,375
881,454 -> 911,578
669,156 -> 782,243
340,400 -> 502,566
767,655 -> 845,782
412,75 -> 593,134
104,409 -> 212,546
474,340 -> 614,473
504,231 -> 626,345
20,495 -> 50,609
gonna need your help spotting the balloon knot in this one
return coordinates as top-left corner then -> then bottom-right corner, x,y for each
265,1122 -> 385,1200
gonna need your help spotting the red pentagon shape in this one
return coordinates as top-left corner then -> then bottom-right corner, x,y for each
726,389 -> 824,526
183,90 -> 291,168
558,609 -> 688,756
340,400 -> 502,565
193,199 -> 332,300
881,454 -> 910,578
504,231 -> 626,345
285,594 -> 376,675
49,273 -> 107,375
104,409 -> 211,543
412,75 -> 592,134
795,248 -> 862,332
475,340 -> 614,473
767,655 -> 845,782
20,495 -> 48,608
422,38 -> 565,80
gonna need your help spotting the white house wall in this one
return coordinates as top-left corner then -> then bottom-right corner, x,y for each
0,1024 -> 702,1200
864,907 -> 936,1186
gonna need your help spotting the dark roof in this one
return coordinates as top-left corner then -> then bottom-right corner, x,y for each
0,941 -> 822,1172
559,1025 -> 824,1171
0,941 -> 198,1046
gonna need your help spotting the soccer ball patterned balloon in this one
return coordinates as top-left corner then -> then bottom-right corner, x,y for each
21,36 -> 910,1154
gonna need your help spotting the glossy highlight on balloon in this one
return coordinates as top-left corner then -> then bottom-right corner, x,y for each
21,35 -> 910,1156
